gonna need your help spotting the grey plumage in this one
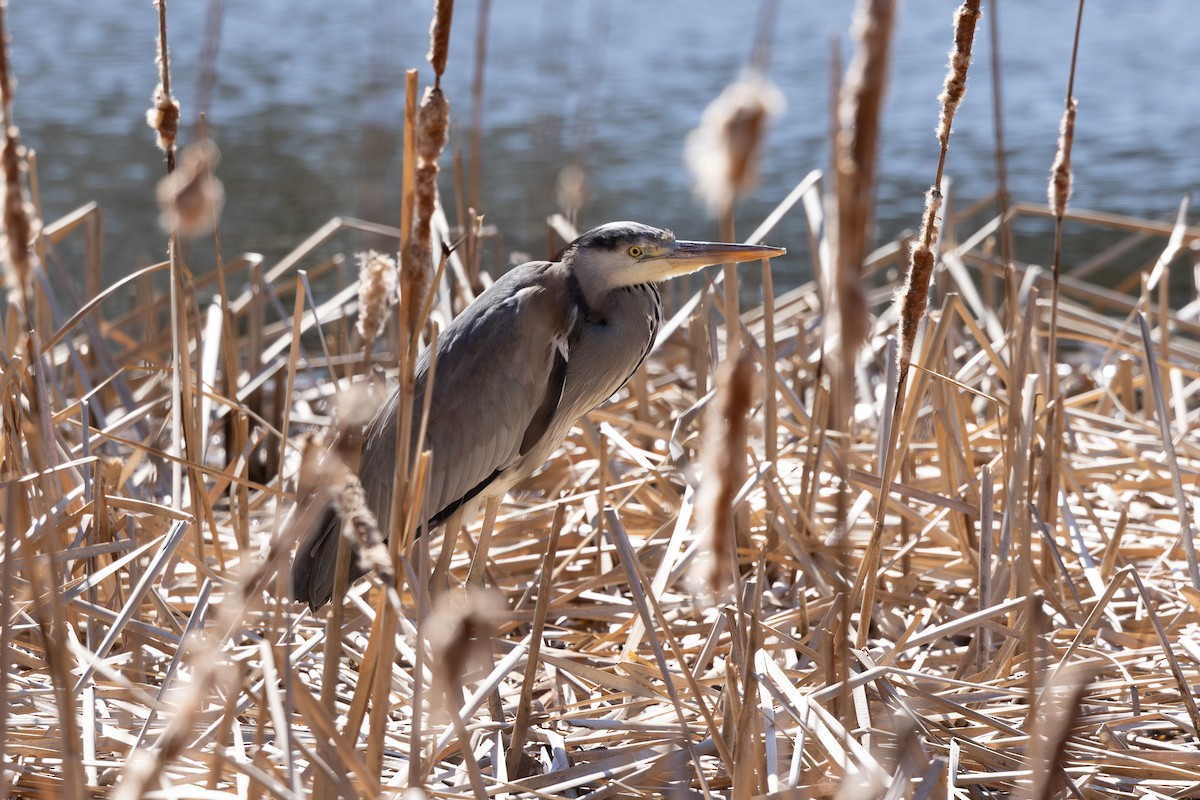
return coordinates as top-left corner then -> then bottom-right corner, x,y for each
291,221 -> 784,611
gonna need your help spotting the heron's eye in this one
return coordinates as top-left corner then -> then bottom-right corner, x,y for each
627,246 -> 643,259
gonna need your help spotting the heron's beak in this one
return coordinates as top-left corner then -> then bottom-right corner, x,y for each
659,240 -> 786,278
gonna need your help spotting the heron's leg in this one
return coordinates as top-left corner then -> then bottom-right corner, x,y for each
466,495 -> 501,588
430,505 -> 466,596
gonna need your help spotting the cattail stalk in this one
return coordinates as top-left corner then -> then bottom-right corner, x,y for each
853,0 -> 980,647
1041,0 -> 1084,529
986,0 -> 1015,276
146,0 -> 180,170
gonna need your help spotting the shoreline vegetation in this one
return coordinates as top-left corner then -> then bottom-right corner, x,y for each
4,0 -> 1200,797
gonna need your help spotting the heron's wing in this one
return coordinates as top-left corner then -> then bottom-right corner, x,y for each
360,262 -> 580,531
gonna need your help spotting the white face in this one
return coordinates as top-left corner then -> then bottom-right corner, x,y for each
571,221 -> 786,289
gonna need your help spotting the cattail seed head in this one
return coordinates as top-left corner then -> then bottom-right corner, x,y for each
1049,97 -> 1077,218
403,87 -> 452,334
936,1 -> 981,148
897,186 -> 942,368
427,0 -> 455,80
356,250 -> 398,345
156,140 -> 223,237
686,69 -> 784,215
416,87 -> 450,164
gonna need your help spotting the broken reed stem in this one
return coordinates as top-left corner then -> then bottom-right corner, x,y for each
855,0 -> 980,646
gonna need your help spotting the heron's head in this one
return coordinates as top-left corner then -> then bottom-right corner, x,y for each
564,221 -> 785,290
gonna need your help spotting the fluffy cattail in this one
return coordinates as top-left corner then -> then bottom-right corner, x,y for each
685,69 -> 783,215
1048,97 -> 1077,218
936,1 -> 981,149
355,250 -> 398,346
427,0 -> 455,82
155,140 -> 223,237
692,352 -> 759,598
402,86 -> 451,334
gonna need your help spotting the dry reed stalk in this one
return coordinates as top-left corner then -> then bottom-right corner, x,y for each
1040,0 -> 1085,533
146,0 -> 180,170
357,70 -> 424,778
830,0 -> 895,427
985,0 -> 1015,294
463,0 -> 491,287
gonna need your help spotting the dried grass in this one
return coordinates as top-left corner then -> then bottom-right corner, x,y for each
3,2 -> 1200,799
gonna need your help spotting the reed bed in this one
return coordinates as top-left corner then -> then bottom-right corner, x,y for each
4,1 -> 1200,799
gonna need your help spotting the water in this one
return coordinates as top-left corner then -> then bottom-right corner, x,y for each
8,1 -> 1200,302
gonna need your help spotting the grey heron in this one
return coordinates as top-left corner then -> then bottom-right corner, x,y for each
291,221 -> 785,611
